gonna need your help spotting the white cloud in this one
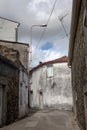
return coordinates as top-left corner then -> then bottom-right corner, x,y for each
0,0 -> 72,67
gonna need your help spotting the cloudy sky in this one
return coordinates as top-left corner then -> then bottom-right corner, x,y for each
0,0 -> 72,67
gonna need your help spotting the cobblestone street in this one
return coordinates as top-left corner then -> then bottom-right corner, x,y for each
0,109 -> 80,130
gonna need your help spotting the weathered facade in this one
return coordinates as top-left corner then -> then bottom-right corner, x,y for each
0,55 -> 19,127
0,40 -> 29,70
0,45 -> 29,119
19,63 -> 29,118
0,17 -> 20,42
0,17 -> 29,126
29,56 -> 72,110
68,0 -> 87,130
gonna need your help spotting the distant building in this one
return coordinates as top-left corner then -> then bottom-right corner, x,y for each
0,55 -> 19,126
29,56 -> 72,110
68,0 -> 87,130
0,17 -> 20,42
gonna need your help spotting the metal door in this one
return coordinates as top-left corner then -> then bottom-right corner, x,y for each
0,87 -> 2,125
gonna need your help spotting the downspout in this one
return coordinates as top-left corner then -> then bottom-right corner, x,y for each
16,23 -> 20,42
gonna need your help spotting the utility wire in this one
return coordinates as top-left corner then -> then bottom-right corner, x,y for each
32,0 -> 57,58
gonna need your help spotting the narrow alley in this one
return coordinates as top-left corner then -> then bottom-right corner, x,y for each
0,109 -> 80,130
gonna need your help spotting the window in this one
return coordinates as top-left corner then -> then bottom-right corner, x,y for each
47,64 -> 53,77
30,90 -> 33,94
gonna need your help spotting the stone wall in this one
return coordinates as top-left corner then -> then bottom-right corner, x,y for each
0,45 -> 19,66
0,41 -> 29,70
0,56 -> 19,125
71,0 -> 86,129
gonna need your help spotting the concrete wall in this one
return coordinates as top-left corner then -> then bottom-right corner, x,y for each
0,18 -> 18,41
71,0 -> 86,129
19,65 -> 28,118
30,62 -> 72,110
0,41 -> 29,70
0,56 -> 19,126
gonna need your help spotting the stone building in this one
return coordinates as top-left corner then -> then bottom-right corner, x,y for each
0,54 -> 19,126
29,56 -> 72,110
68,0 -> 87,130
0,45 -> 29,119
0,17 -> 30,120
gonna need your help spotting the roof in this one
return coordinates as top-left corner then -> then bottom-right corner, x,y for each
0,16 -> 20,26
30,56 -> 68,72
0,39 -> 29,46
68,0 -> 82,66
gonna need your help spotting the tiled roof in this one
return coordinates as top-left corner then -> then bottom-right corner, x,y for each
30,56 -> 68,72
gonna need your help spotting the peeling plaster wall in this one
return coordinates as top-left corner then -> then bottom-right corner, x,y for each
30,63 -> 73,110
19,66 -> 28,118
0,41 -> 29,70
0,45 -> 19,66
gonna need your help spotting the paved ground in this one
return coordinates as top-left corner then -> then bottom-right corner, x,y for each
0,109 -> 80,130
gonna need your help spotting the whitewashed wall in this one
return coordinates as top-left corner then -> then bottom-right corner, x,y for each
19,66 -> 28,118
30,62 -> 73,110
0,18 -> 18,41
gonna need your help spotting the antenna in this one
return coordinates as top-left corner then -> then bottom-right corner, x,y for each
59,13 -> 68,37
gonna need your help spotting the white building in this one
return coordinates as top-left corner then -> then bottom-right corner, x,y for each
0,17 -> 20,42
29,56 -> 73,110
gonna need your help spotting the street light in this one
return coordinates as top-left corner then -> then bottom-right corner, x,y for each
30,24 -> 47,62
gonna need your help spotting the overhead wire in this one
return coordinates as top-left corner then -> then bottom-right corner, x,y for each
32,0 -> 57,59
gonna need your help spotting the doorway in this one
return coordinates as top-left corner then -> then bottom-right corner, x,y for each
39,91 -> 43,109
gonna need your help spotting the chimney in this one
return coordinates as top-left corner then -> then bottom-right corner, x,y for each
39,61 -> 42,64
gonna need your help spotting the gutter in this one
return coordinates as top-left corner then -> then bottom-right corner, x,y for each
68,0 -> 82,67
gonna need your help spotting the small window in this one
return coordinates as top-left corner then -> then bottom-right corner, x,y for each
39,91 -> 43,95
47,64 -> 53,77
30,90 -> 33,94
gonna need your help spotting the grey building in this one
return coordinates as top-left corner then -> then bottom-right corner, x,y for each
68,0 -> 87,130
29,56 -> 72,110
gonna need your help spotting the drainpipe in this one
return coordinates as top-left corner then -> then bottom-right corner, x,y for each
16,23 -> 20,42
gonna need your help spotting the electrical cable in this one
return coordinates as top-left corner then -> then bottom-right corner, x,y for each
32,0 -> 57,59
